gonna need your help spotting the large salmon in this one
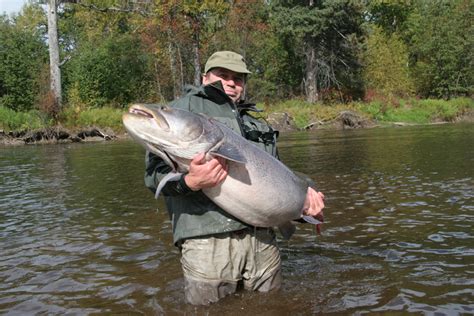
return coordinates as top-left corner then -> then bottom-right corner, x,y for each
122,104 -> 320,238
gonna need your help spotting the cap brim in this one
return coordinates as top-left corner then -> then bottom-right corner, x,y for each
206,65 -> 251,74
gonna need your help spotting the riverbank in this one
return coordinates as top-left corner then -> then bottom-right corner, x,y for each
1,109 -> 472,146
1,97 -> 472,146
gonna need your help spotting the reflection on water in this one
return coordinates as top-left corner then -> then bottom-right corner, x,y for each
1,124 -> 473,314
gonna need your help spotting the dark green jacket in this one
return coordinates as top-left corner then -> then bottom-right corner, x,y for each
144,81 -> 279,245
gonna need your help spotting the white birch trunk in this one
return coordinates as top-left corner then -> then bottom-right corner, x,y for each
47,0 -> 62,107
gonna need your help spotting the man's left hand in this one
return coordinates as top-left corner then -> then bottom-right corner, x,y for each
302,187 -> 325,222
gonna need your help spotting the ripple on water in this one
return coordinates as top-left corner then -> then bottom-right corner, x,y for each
395,242 -> 422,249
39,278 -> 91,293
98,283 -> 145,300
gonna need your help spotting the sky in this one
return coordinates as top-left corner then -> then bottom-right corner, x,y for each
0,0 -> 28,15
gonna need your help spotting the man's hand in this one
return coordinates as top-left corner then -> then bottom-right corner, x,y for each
184,153 -> 228,191
302,187 -> 325,222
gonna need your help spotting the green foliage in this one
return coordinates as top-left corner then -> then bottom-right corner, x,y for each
0,15 -> 48,111
269,0 -> 365,100
365,0 -> 414,34
248,25 -> 305,100
209,2 -> 295,100
0,105 -> 47,131
267,99 -> 316,128
61,105 -> 124,130
257,97 -> 473,128
259,99 -> 356,128
362,25 -> 414,97
356,97 -> 473,123
65,33 -> 154,107
405,0 -> 473,98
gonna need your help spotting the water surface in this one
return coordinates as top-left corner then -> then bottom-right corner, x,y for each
1,123 -> 473,314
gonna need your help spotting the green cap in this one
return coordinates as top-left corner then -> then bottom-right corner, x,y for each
204,51 -> 251,74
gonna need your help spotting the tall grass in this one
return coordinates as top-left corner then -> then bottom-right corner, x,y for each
355,97 -> 473,124
0,106 -> 48,131
61,106 -> 125,131
259,97 -> 473,128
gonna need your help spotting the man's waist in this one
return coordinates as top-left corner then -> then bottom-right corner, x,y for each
231,226 -> 272,237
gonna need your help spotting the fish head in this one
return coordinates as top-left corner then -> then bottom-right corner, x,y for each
123,104 -> 223,171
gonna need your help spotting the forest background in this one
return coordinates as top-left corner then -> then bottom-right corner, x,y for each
0,0 -> 473,132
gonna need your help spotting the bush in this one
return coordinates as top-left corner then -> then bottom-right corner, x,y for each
0,106 -> 46,131
64,34 -> 154,108
407,1 -> 473,98
362,25 -> 414,98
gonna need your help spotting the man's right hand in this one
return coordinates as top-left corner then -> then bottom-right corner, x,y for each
184,153 -> 228,191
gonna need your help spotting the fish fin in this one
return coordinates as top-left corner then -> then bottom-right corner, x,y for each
301,215 -> 323,225
278,222 -> 296,240
155,172 -> 182,199
211,143 -> 246,164
302,215 -> 323,236
146,144 -> 177,172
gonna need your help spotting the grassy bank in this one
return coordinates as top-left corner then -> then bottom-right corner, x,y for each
0,105 -> 125,132
1,97 -> 472,133
258,97 -> 474,129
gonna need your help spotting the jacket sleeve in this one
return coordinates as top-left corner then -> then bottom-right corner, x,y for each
144,151 -> 193,196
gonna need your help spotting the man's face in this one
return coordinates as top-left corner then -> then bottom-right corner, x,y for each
203,67 -> 245,103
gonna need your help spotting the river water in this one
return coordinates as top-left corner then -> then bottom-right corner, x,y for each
0,124 -> 473,315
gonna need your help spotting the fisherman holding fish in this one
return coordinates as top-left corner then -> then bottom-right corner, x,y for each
143,51 -> 325,305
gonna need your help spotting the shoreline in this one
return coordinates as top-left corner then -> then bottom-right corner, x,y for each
1,110 -> 473,147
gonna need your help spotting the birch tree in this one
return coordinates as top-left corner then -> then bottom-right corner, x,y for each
47,0 -> 62,107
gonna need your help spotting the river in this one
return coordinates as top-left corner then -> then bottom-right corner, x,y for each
0,123 -> 473,315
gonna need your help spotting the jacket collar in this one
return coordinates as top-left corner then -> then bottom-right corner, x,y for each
182,81 -> 232,105
184,81 -> 262,113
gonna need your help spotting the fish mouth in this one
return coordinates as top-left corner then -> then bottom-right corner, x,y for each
129,104 -> 154,119
127,104 -> 170,131
129,107 -> 153,118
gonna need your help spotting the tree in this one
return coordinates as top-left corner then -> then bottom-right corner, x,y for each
405,0 -> 473,98
47,0 -> 62,108
270,0 -> 364,103
66,34 -> 153,107
365,0 -> 414,34
0,15 -> 48,111
362,25 -> 414,97
209,1 -> 284,100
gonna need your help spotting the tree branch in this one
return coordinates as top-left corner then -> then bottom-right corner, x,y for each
59,55 -> 71,67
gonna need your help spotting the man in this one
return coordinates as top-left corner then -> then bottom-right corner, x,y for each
145,51 -> 325,305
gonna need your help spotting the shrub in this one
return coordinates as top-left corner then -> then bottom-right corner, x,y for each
362,26 -> 414,98
0,106 -> 46,131
64,34 -> 154,108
